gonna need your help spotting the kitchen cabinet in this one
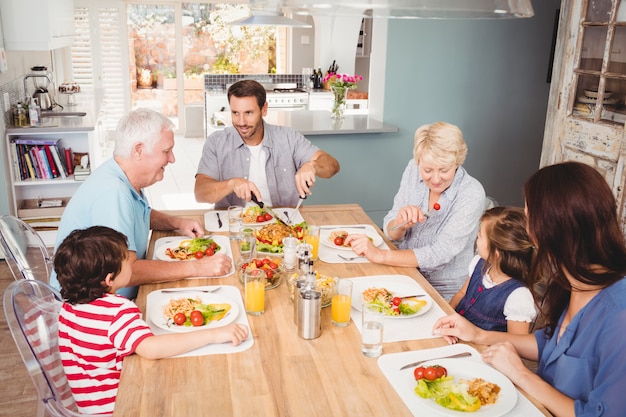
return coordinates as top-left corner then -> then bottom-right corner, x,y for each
542,0 -> 626,233
357,17 -> 372,58
0,0 -> 75,50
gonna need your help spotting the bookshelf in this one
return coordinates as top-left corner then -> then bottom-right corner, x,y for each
5,130 -> 95,219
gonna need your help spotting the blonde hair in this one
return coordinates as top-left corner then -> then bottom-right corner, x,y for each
413,121 -> 467,167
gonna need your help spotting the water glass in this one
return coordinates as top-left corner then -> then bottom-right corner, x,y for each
228,205 -> 243,240
282,236 -> 299,270
303,225 -> 320,261
361,302 -> 384,358
331,279 -> 353,327
244,269 -> 266,316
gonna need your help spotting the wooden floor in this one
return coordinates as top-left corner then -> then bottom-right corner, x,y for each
0,260 -> 39,416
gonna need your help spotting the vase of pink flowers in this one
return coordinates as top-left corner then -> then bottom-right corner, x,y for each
323,73 -> 363,119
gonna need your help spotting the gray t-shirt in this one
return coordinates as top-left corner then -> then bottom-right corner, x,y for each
197,121 -> 319,208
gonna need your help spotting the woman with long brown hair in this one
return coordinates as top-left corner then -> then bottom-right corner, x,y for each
433,161 -> 626,417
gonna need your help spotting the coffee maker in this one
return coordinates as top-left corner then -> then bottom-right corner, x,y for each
23,66 -> 57,110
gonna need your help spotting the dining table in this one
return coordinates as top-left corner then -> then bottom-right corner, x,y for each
112,204 -> 551,417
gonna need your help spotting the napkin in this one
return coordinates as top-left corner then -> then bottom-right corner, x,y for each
318,224 -> 390,264
347,275 -> 447,342
204,208 -> 305,232
204,210 -> 229,232
145,285 -> 254,357
152,235 -> 235,278
378,344 -> 545,417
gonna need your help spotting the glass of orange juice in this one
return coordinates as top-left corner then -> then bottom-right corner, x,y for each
244,269 -> 266,315
331,278 -> 353,327
304,225 -> 320,261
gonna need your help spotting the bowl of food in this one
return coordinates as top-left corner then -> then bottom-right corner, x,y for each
287,271 -> 336,307
254,222 -> 307,254
237,256 -> 282,290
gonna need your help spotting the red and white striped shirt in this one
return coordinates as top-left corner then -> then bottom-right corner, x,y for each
58,294 -> 153,414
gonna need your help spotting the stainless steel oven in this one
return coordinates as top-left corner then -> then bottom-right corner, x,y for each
262,83 -> 309,110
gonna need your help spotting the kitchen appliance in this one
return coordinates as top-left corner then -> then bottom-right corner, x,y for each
261,83 -> 309,109
23,66 -> 60,111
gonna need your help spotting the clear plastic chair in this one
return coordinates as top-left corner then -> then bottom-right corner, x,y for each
3,279 -> 113,417
0,215 -> 53,281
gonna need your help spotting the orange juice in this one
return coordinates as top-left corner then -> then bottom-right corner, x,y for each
304,225 -> 320,260
245,279 -> 265,315
331,294 -> 351,326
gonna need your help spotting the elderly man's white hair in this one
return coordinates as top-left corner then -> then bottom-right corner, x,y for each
113,108 -> 175,158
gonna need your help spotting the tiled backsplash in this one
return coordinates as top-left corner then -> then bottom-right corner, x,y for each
0,79 -> 25,126
204,74 -> 304,92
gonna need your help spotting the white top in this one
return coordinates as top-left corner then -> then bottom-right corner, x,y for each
247,143 -> 272,207
468,255 -> 537,323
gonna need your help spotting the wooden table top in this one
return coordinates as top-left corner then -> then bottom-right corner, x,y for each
113,204 -> 549,416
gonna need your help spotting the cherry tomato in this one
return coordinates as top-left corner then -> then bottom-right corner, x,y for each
173,312 -> 186,326
241,262 -> 249,270
262,258 -> 271,265
266,270 -> 274,280
392,297 -> 402,306
256,215 -> 265,222
263,213 -> 272,221
434,365 -> 447,378
194,251 -> 204,259
433,203 -> 441,211
393,307 -> 400,314
268,262 -> 278,270
254,259 -> 264,268
413,366 -> 426,380
190,310 -> 204,326
210,242 -> 218,250
334,237 -> 345,246
205,247 -> 215,256
424,367 -> 438,381
294,226 -> 303,233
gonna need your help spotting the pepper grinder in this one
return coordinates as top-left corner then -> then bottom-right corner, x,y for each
297,260 -> 321,340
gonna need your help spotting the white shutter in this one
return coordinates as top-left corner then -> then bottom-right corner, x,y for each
72,1 -> 128,131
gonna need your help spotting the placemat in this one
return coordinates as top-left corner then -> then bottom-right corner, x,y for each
378,344 -> 545,417
145,285 -> 254,357
152,234 -> 234,278
319,224 -> 390,263
204,208 -> 304,232
347,275 -> 447,342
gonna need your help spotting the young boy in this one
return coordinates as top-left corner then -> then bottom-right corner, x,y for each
55,226 -> 249,415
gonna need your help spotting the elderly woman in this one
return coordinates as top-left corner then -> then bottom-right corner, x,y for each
346,121 -> 485,299
433,162 -> 626,416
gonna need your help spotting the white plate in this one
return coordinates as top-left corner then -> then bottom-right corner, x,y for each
149,291 -> 240,333
320,227 -> 383,251
241,207 -> 277,226
155,237 -> 223,262
351,280 -> 432,319
411,358 -> 517,417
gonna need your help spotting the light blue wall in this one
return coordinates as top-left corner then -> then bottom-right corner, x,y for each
307,0 -> 560,226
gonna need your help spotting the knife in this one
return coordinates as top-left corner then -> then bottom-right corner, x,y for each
399,352 -> 472,370
216,212 -> 223,229
250,194 -> 289,226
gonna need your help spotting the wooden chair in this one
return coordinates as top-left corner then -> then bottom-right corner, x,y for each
0,215 -> 52,281
3,279 -> 112,417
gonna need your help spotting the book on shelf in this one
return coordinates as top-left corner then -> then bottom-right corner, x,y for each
64,148 -> 74,175
29,147 -> 44,179
12,137 -> 61,146
43,145 -> 59,178
50,145 -> 67,178
23,151 -> 36,179
37,146 -> 54,179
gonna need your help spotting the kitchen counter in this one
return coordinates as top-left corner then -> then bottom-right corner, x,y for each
208,110 -> 398,136
5,101 -> 98,134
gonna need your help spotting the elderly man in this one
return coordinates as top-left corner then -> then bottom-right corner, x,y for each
50,108 -> 232,299
194,79 -> 340,208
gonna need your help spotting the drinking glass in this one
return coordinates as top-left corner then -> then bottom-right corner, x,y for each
228,205 -> 243,240
282,236 -> 299,270
361,302 -> 384,357
303,225 -> 320,261
244,269 -> 266,316
331,279 -> 353,327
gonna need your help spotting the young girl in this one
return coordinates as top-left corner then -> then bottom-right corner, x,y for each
55,226 -> 249,415
449,207 -> 536,333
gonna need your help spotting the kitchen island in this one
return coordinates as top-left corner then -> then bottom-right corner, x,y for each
208,109 -> 399,136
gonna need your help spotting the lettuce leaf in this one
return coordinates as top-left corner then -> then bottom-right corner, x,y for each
415,377 -> 481,412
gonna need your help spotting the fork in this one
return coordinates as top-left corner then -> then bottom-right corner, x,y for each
338,254 -> 363,261
283,210 -> 291,224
